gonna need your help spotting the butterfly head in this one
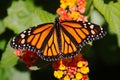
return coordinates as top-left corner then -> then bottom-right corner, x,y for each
54,17 -> 61,29
55,17 -> 60,23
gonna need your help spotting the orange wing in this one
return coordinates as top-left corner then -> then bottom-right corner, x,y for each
10,23 -> 60,61
40,28 -> 61,61
10,18 -> 106,61
60,21 -> 106,58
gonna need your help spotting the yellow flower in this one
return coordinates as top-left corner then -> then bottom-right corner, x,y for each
67,0 -> 76,7
59,60 -> 66,70
80,66 -> 89,74
71,78 -> 78,80
64,75 -> 70,80
60,0 -> 77,9
70,11 -> 80,20
60,3 -> 68,9
77,61 -> 83,67
54,70 -> 64,79
52,54 -> 90,80
75,72 -> 82,79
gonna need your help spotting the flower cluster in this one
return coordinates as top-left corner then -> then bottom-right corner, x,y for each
55,0 -> 90,78
56,0 -> 87,21
14,50 -> 38,67
52,54 -> 89,80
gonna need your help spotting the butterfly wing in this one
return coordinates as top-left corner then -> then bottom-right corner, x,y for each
60,21 -> 106,58
39,27 -> 61,61
10,19 -> 106,61
10,23 -> 61,61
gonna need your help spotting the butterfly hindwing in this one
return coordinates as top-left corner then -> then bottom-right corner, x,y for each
60,29 -> 78,58
39,28 -> 61,61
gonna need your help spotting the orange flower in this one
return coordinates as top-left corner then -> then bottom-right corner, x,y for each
56,0 -> 87,21
77,0 -> 86,7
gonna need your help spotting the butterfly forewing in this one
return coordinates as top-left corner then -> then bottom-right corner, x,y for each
11,24 -> 54,52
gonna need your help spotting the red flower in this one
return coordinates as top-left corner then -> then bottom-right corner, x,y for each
14,50 -> 38,67
52,59 -> 61,70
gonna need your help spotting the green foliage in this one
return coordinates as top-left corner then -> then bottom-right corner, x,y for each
4,0 -> 55,34
93,0 -> 120,46
0,20 -> 5,35
0,67 -> 30,80
90,9 -> 105,26
0,39 -> 6,50
0,42 -> 18,68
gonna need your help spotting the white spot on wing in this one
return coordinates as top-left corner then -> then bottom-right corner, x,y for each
21,34 -> 25,38
91,30 -> 95,35
21,39 -> 25,44
88,22 -> 91,25
90,25 -> 94,29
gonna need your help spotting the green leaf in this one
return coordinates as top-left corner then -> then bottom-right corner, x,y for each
0,67 -> 30,80
4,0 -> 55,34
0,39 -> 6,50
34,7 -> 56,23
93,0 -> 120,46
119,0 -> 120,3
90,9 -> 105,26
0,41 -> 18,68
0,20 -> 5,35
85,0 -> 93,15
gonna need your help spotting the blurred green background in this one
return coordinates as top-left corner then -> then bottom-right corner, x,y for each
0,0 -> 120,80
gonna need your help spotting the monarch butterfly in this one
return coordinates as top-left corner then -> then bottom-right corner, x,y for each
10,18 -> 106,61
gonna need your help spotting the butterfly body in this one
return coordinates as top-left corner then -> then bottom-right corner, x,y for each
10,18 -> 106,61
54,18 -> 62,55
